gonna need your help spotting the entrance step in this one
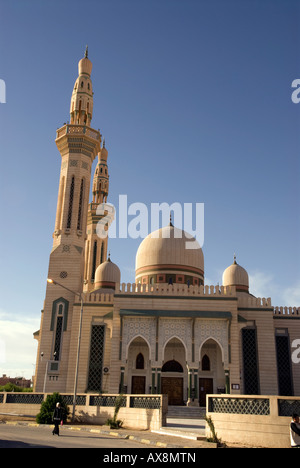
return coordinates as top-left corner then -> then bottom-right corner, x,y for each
167,405 -> 206,419
151,428 -> 216,448
152,428 -> 205,441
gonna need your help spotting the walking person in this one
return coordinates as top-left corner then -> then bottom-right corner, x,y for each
52,402 -> 63,436
290,413 -> 300,448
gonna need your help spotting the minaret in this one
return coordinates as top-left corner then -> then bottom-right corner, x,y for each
84,141 -> 110,292
34,49 -> 101,392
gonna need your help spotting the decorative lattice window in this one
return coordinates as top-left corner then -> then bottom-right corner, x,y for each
67,176 -> 75,229
208,397 -> 270,415
54,316 -> 63,360
87,325 -> 105,392
276,334 -> 293,396
242,328 -> 260,394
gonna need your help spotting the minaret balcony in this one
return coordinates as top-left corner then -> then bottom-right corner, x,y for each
55,124 -> 101,160
56,123 -> 101,141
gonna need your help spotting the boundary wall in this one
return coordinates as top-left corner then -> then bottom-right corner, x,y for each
206,394 -> 300,448
0,393 -> 167,431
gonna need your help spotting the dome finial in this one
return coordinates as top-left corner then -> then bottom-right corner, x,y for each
108,251 -> 111,262
84,44 -> 88,58
233,253 -> 237,264
169,212 -> 173,227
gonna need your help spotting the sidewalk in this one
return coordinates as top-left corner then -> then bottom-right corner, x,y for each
2,419 -> 217,449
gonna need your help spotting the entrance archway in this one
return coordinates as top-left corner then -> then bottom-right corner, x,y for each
161,338 -> 186,405
127,336 -> 150,394
198,338 -> 225,406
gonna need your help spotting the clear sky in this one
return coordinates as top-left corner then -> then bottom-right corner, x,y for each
0,0 -> 299,378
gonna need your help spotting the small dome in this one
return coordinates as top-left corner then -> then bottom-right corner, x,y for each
222,257 -> 249,292
135,223 -> 204,285
78,47 -> 92,76
100,144 -> 108,163
78,57 -> 92,77
94,256 -> 121,290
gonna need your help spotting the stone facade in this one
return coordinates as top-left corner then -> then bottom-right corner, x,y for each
33,51 -> 300,406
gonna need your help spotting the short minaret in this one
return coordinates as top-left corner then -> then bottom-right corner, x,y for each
34,49 -> 101,392
84,142 -> 110,292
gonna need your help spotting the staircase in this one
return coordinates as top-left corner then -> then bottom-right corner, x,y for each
152,406 -> 210,447
151,405 -> 208,442
167,405 -> 206,420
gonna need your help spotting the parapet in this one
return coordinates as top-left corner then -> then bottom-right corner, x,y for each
273,306 -> 300,316
114,282 -> 237,297
238,295 -> 272,308
83,292 -> 114,303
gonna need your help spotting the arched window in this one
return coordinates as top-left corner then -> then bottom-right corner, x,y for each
77,178 -> 85,230
162,360 -> 183,373
100,243 -> 104,264
50,298 -> 69,361
202,354 -> 210,371
136,353 -> 144,369
91,240 -> 97,281
66,176 -> 75,229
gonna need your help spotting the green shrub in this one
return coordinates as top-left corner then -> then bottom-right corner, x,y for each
36,392 -> 69,424
0,383 -> 32,392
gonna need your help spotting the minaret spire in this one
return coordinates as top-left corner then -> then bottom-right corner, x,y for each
69,50 -> 94,126
85,44 -> 88,58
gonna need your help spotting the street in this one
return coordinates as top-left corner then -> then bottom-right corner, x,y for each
0,423 -> 146,449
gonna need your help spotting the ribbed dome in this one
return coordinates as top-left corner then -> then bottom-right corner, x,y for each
94,257 -> 121,290
222,258 -> 249,292
135,224 -> 204,285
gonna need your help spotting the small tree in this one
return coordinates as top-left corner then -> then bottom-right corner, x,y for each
106,394 -> 125,429
205,415 -> 225,447
36,392 -> 69,424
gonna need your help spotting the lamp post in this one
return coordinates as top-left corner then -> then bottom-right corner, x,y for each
47,278 -> 83,423
41,351 -> 57,394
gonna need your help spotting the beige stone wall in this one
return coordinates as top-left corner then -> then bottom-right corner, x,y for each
206,394 -> 300,448
0,393 -> 167,431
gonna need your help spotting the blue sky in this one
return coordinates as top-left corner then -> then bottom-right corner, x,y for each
0,0 -> 299,378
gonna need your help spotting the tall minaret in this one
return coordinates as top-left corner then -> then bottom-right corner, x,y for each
84,141 -> 110,292
34,49 -> 101,392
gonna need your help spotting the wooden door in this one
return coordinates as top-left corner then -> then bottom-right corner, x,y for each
161,377 -> 183,405
131,376 -> 146,394
199,378 -> 213,407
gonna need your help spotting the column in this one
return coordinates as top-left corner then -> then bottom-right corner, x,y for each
119,366 -> 125,393
151,368 -> 156,394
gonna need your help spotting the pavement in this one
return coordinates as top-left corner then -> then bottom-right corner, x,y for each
1,416 -> 217,449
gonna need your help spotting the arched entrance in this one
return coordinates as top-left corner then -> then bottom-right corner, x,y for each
161,338 -> 186,405
198,338 -> 225,406
127,336 -> 150,394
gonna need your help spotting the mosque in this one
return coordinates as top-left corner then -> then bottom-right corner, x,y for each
33,50 -> 300,405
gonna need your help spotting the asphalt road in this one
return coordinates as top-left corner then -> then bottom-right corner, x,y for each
0,423 -> 146,449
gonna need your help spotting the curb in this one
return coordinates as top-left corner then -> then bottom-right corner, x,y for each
3,421 -> 216,448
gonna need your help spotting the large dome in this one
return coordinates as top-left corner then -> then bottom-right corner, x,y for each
135,224 -> 204,286
222,257 -> 249,292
